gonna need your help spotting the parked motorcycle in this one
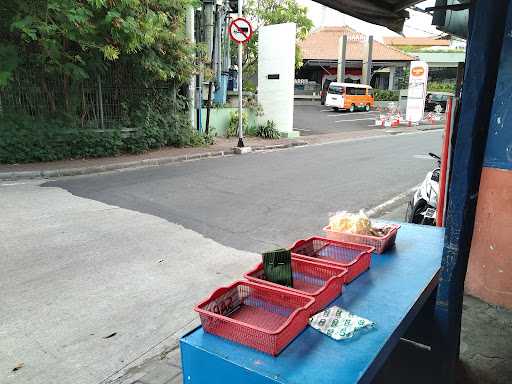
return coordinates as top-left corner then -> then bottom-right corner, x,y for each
405,153 -> 441,225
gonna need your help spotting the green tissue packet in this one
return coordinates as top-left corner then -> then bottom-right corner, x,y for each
262,248 -> 293,288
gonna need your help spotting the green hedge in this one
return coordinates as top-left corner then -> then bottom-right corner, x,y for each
0,114 -> 212,164
373,89 -> 399,101
427,81 -> 456,93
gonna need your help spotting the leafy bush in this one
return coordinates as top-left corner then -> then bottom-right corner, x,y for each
256,120 -> 281,139
0,115 -> 121,163
373,89 -> 399,101
0,108 -> 212,164
189,130 -> 216,146
427,81 -> 456,93
226,111 -> 248,138
246,125 -> 258,137
243,80 -> 257,93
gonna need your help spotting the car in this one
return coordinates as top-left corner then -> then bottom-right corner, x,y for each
320,79 -> 332,105
324,82 -> 374,112
425,92 -> 453,112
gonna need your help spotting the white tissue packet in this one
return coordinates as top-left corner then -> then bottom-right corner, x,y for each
309,306 -> 375,340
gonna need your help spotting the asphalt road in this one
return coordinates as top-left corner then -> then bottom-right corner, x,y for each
46,131 -> 442,253
294,101 -> 382,135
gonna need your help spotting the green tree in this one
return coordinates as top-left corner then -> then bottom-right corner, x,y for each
242,0 -> 313,77
0,0 -> 197,98
0,0 -> 210,163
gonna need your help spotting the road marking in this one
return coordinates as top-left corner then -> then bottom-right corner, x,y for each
328,111 -> 379,117
334,118 -> 375,123
366,184 -> 421,218
294,129 -> 442,149
1,181 -> 30,186
320,109 -> 332,112
414,154 -> 433,159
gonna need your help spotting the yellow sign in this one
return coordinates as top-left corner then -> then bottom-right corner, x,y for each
411,66 -> 425,77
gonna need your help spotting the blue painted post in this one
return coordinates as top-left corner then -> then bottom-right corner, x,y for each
464,0 -> 512,307
433,0 -> 511,382
484,8 -> 512,171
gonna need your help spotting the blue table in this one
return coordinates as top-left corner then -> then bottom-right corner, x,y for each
180,223 -> 444,383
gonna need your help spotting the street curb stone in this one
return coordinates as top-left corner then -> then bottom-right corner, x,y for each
252,141 -> 307,151
384,125 -> 444,135
0,143 -> 307,181
233,147 -> 252,154
0,171 -> 41,180
416,125 -> 445,131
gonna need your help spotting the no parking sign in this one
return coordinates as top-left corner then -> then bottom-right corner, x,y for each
229,17 -> 253,44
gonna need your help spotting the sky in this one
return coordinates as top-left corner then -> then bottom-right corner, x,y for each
295,0 -> 443,42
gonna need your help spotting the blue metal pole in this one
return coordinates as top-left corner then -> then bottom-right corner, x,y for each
433,1 -> 511,382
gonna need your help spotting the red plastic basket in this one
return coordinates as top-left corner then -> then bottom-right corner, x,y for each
244,257 -> 348,315
195,280 -> 314,356
290,237 -> 374,283
323,223 -> 400,254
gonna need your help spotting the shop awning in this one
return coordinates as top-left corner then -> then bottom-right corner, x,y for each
310,0 -> 423,33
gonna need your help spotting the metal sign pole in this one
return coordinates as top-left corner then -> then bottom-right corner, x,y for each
237,0 -> 244,147
228,14 -> 252,151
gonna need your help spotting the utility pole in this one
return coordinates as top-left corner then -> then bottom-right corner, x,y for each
337,35 -> 347,83
186,6 -> 196,130
204,0 -> 214,63
221,0 -> 231,105
196,10 -> 203,132
215,1 -> 223,87
205,5 -> 218,135
237,0 -> 244,147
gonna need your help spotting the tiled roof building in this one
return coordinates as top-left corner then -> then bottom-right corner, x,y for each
296,27 -> 414,91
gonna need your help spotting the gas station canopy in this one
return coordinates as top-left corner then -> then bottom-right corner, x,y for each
310,0 -> 423,33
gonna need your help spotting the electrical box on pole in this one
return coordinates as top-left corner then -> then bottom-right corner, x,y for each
228,0 -> 238,13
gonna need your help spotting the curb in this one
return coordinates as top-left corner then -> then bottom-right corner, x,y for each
0,141 -> 308,181
383,124 -> 444,134
416,124 -> 445,131
252,141 -> 307,152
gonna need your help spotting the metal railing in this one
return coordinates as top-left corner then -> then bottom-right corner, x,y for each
0,63 -> 177,130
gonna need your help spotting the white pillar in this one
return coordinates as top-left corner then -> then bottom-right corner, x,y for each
337,35 -> 347,83
362,36 -> 373,85
258,23 -> 297,136
406,61 -> 429,123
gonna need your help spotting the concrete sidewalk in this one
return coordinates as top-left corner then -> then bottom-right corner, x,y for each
0,181 -> 259,384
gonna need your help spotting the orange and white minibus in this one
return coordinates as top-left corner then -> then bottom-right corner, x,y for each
325,83 -> 374,112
